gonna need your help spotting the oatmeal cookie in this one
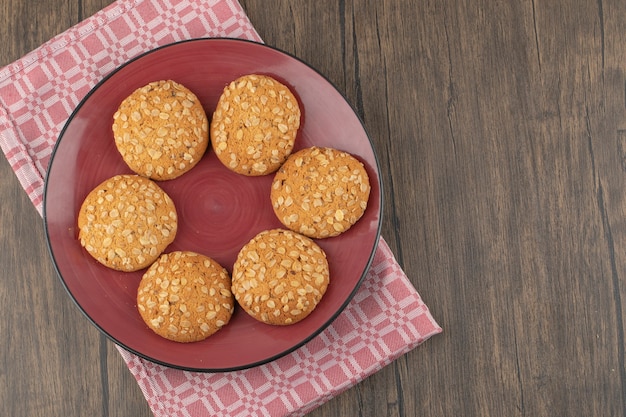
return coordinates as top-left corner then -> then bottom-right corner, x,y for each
137,251 -> 234,342
112,80 -> 209,180
270,146 -> 371,238
77,174 -> 178,271
210,74 -> 301,176
231,229 -> 329,325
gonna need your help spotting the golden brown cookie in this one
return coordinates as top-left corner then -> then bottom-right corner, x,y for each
112,80 -> 209,180
137,251 -> 234,343
270,146 -> 371,238
77,174 -> 177,271
231,229 -> 329,325
210,74 -> 301,176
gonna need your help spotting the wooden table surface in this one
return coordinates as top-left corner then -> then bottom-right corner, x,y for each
1,0 -> 625,416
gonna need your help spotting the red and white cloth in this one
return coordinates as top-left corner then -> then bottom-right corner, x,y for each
0,1 -> 441,416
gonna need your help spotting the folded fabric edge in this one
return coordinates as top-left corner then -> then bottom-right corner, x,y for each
112,236 -> 442,417
115,308 -> 442,417
0,0 -> 136,80
115,321 -> 441,417
115,350 -> 169,417
0,113 -> 45,215
296,238 -> 444,414
296,327 -> 441,417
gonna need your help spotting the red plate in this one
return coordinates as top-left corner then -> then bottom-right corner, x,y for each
44,38 -> 381,372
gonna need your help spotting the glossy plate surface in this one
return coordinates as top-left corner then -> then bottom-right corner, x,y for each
44,38 -> 381,371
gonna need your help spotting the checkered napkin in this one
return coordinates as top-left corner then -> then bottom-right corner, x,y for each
0,0 -> 441,416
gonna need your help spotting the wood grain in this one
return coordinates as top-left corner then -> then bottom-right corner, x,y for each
1,0 -> 625,416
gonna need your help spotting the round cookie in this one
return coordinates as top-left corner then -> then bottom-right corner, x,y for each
210,74 -> 301,176
112,80 -> 209,180
77,174 -> 177,271
270,146 -> 371,238
231,229 -> 329,325
137,251 -> 234,343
